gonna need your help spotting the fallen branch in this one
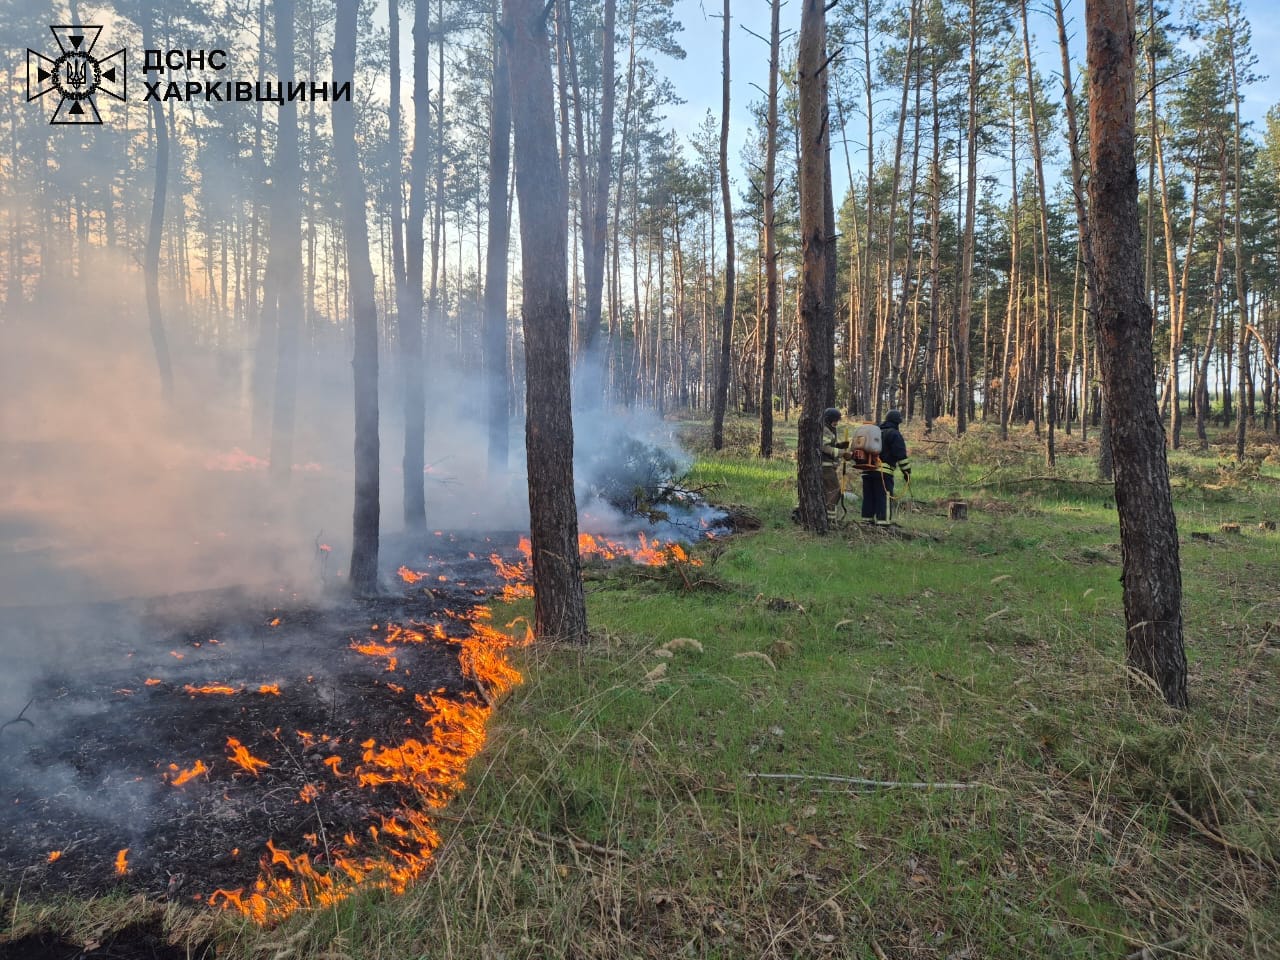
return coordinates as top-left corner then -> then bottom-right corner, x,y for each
0,698 -> 35,734
995,475 -> 1114,486
1124,934 -> 1189,959
1165,794 -> 1278,870
746,772 -> 995,791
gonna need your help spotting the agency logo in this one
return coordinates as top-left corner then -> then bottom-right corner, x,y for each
27,26 -> 126,125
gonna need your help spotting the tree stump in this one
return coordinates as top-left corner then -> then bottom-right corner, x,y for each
1259,520 -> 1276,532
947,500 -> 969,521
1219,522 -> 1241,535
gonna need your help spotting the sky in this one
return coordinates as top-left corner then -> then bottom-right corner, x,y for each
656,0 -> 1280,204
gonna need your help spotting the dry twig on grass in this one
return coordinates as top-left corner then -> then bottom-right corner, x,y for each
746,772 -> 997,791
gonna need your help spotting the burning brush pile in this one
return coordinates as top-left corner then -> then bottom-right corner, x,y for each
0,525 -> 715,927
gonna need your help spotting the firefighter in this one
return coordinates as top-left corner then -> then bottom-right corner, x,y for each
862,409 -> 911,524
820,407 -> 849,515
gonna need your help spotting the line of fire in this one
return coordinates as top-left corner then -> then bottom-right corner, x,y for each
1,519 -> 726,923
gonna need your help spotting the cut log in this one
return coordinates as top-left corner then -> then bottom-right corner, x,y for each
1219,522 -> 1241,535
1258,520 -> 1276,532
947,500 -> 968,521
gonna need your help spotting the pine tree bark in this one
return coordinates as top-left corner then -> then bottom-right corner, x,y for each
334,0 -> 380,595
578,0 -> 615,375
141,0 -> 174,401
269,0 -> 303,483
1087,0 -> 1187,708
796,0 -> 831,534
1226,3 -> 1250,462
924,60 -> 942,430
955,0 -> 979,434
711,0 -> 735,450
880,0 -> 919,419
759,0 -> 781,457
504,0 -> 588,644
402,0 -> 429,530
484,2 -> 512,477
1021,0 -> 1057,467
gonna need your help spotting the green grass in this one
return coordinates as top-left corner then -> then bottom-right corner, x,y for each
6,418 -> 1280,958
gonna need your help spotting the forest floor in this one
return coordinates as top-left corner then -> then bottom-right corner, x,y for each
3,417 -> 1280,959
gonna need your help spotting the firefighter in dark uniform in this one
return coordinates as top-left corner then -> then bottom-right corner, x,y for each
820,407 -> 848,515
862,409 -> 911,523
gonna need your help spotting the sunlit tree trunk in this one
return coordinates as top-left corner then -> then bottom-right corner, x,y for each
711,0 -> 735,450
484,2 -> 512,477
334,0 -> 380,595
879,0 -> 919,419
402,0 -> 430,530
1226,2 -> 1250,462
796,0 -> 831,534
1088,0 -> 1187,708
956,0 -> 979,433
504,0 -> 588,643
1021,0 -> 1056,466
577,0 -> 615,385
759,0 -> 780,457
142,0 -> 174,401
269,0 -> 303,483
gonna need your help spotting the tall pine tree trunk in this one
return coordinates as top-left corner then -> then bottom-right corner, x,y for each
269,0 -> 303,483
1021,0 -> 1057,466
759,0 -> 781,457
796,0 -> 831,534
504,0 -> 588,643
956,0 -> 979,433
578,0 -> 615,380
484,3 -> 512,477
711,0 -> 735,450
334,0 -> 380,595
402,0 -> 429,530
142,1 -> 174,401
1087,0 -> 1187,708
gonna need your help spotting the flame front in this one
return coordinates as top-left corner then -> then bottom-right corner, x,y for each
115,849 -> 129,875
206,601 -> 527,924
198,530 -> 695,924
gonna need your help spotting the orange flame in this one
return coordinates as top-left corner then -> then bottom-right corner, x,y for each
208,608 -> 527,924
226,738 -> 269,776
48,850 -> 62,863
510,531 -> 700,575
115,849 -> 129,875
144,678 -> 162,686
323,756 -> 346,777
184,684 -> 238,696
168,759 -> 209,786
350,640 -> 398,673
397,566 -> 426,584
257,684 -> 282,696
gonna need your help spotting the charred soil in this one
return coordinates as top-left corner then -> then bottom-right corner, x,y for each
0,532 -> 521,914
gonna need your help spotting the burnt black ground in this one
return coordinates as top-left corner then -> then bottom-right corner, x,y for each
0,532 -> 520,911
0,921 -> 214,960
